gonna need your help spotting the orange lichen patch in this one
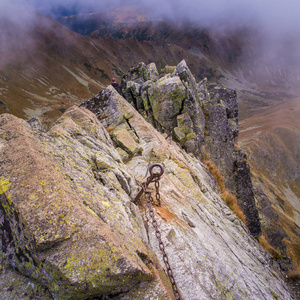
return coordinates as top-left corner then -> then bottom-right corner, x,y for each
156,206 -> 183,224
147,262 -> 175,299
101,113 -> 109,119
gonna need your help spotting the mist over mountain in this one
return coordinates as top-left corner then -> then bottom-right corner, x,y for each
0,0 -> 300,298
3,0 -> 300,98
55,5 -> 300,121
28,0 -> 300,32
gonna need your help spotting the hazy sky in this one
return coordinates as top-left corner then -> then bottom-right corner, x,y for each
28,0 -> 300,33
1,0 -> 300,75
1,0 -> 299,37
0,0 -> 300,31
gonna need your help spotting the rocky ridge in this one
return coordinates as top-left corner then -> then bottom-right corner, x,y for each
116,60 -> 261,237
0,62 -> 292,299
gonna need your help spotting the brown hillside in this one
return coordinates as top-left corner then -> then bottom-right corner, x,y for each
239,98 -> 300,271
0,12 -> 227,126
1,9 -> 299,126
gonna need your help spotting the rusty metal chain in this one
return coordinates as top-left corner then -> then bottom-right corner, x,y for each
154,177 -> 161,206
137,164 -> 181,300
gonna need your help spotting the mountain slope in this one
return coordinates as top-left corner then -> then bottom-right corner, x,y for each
239,97 -> 300,271
0,13 -> 122,125
0,84 -> 292,299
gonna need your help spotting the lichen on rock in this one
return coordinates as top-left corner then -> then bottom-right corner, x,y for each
0,63 -> 292,299
116,60 -> 261,237
0,108 -> 168,299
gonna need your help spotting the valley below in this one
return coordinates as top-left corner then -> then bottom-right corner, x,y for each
240,97 -> 300,274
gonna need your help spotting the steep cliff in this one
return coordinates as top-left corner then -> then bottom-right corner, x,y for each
0,64 -> 292,299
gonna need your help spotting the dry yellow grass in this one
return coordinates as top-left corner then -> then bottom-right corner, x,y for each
101,113 -> 109,119
222,190 -> 246,224
204,160 -> 226,192
287,266 -> 300,278
284,239 -> 300,277
233,140 -> 240,150
258,235 -> 281,260
204,159 -> 246,224
107,126 -> 116,133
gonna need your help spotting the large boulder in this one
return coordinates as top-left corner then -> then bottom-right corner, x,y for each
147,75 -> 186,132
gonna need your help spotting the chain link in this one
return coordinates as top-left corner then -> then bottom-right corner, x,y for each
154,178 -> 161,206
143,176 -> 181,300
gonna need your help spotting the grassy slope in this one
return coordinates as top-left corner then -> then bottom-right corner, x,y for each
239,97 -> 300,271
0,13 -> 221,126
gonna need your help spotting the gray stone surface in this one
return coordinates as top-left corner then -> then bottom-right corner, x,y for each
0,69 -> 291,299
118,61 -> 261,237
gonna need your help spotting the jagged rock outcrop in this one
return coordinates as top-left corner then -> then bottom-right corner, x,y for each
119,60 -> 261,237
0,66 -> 291,299
0,110 -> 156,299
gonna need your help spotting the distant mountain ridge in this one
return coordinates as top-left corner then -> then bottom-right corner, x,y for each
1,8 -> 299,124
57,6 -> 152,35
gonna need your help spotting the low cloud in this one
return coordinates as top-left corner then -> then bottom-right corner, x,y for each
0,1 -> 35,62
4,0 -> 300,43
26,0 -> 300,36
1,0 -> 300,87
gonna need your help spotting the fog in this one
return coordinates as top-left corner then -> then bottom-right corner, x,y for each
27,0 -> 300,35
3,0 -> 300,46
1,0 -> 300,86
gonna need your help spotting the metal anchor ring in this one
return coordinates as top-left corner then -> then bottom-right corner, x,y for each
133,163 -> 164,204
149,163 -> 164,177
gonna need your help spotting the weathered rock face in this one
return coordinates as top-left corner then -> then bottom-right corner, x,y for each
120,60 -> 261,237
0,109 -> 158,299
0,69 -> 291,299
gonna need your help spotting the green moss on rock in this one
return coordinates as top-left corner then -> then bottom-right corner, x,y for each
186,132 -> 197,140
148,76 -> 186,131
0,177 -> 10,194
